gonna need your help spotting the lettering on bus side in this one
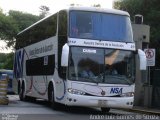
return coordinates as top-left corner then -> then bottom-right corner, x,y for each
29,44 -> 53,56
110,88 -> 123,94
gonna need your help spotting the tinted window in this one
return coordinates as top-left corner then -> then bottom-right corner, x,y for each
70,11 -> 133,42
58,10 -> 67,36
26,55 -> 55,75
16,14 -> 57,49
68,47 -> 135,85
68,47 -> 104,82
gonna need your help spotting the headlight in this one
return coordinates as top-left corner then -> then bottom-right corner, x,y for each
68,88 -> 86,95
120,92 -> 134,97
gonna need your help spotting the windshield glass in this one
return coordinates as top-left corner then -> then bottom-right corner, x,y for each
69,11 -> 133,42
68,47 -> 135,85
104,49 -> 135,85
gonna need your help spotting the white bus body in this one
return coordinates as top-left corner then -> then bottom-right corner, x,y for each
13,7 -> 146,112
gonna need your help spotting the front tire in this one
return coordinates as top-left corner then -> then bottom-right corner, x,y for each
101,107 -> 110,113
19,81 -> 26,101
48,83 -> 59,110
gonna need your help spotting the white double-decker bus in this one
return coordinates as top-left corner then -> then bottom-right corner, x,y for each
14,7 -> 146,112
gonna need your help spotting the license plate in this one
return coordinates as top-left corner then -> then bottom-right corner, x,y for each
98,100 -> 107,107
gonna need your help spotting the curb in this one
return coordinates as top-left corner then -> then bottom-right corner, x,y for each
130,108 -> 160,115
119,108 -> 160,115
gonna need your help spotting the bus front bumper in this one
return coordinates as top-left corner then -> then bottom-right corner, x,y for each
65,94 -> 134,109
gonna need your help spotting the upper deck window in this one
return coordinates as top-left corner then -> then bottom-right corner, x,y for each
69,11 -> 133,42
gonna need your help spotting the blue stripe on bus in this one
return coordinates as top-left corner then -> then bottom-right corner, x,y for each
56,80 -> 66,100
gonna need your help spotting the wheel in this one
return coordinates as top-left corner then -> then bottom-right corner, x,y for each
25,96 -> 36,102
19,82 -> 26,101
18,81 -> 21,95
48,83 -> 59,110
101,107 -> 110,113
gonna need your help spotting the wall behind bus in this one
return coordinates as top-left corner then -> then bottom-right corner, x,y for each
132,23 -> 151,107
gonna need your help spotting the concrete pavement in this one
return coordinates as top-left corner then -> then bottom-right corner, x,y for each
118,106 -> 160,115
131,106 -> 160,115
1,95 -> 160,115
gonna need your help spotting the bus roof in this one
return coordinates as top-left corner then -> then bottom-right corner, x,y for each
17,7 -> 129,35
68,6 -> 130,16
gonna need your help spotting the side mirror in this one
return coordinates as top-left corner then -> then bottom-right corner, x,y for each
61,43 -> 69,67
138,49 -> 147,70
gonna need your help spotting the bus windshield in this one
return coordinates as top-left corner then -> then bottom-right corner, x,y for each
69,11 -> 133,42
68,47 -> 135,85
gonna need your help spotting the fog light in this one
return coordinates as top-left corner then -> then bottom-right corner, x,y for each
68,98 -> 72,102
